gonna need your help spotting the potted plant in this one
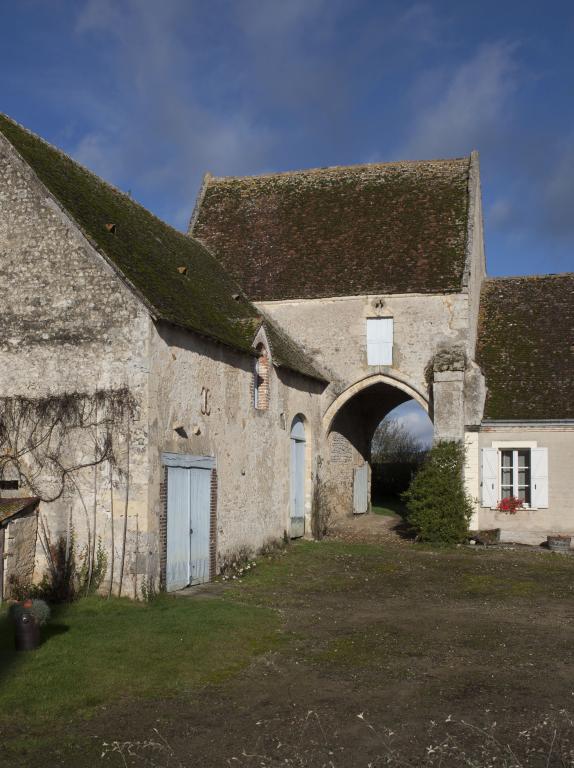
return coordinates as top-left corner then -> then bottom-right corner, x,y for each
8,598 -> 51,651
547,534 -> 571,554
497,496 -> 524,514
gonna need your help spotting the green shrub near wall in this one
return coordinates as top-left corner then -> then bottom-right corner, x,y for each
402,441 -> 472,544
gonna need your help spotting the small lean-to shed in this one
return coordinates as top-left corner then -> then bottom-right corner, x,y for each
0,498 -> 39,600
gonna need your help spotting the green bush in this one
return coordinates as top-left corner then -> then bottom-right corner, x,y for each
402,441 -> 472,544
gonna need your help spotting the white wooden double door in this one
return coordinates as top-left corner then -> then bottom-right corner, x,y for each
165,454 -> 213,592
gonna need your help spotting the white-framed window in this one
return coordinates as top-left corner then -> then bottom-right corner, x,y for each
481,446 -> 548,509
500,449 -> 530,505
366,317 -> 393,366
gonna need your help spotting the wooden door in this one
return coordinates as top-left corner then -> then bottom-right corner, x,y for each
353,463 -> 369,514
188,467 -> 211,585
166,466 -> 191,591
165,457 -> 212,591
290,417 -> 306,538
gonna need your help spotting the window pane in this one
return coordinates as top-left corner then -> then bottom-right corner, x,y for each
518,450 -> 528,468
501,451 -> 513,468
501,468 -> 513,486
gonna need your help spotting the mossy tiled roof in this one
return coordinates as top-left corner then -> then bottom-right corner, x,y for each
191,158 -> 471,300
0,114 -> 324,381
477,275 -> 574,420
0,497 -> 39,524
260,315 -> 325,381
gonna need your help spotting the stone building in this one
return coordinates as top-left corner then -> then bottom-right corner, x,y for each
0,113 -> 572,597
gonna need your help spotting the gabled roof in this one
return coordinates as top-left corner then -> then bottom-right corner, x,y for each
0,115 -> 324,382
191,158 -> 471,301
477,274 -> 574,420
0,497 -> 39,525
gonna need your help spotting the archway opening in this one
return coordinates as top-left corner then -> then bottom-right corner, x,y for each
371,400 -> 432,518
326,379 -> 432,519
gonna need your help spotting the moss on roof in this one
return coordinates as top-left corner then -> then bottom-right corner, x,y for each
261,316 -> 326,381
476,275 -> 574,420
0,114 -> 260,351
192,159 -> 471,300
0,497 -> 39,524
0,114 -> 323,381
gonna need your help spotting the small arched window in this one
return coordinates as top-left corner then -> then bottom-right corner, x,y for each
254,344 -> 270,410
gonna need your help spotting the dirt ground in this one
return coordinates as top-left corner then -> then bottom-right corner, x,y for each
5,520 -> 574,767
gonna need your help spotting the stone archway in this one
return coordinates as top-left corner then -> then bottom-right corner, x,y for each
323,373 -> 430,433
321,374 -> 431,520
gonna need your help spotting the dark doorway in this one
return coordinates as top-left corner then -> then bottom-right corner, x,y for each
371,401 -> 432,518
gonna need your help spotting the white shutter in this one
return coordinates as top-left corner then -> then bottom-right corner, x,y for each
531,447 -> 548,508
367,318 -> 393,366
481,448 -> 498,508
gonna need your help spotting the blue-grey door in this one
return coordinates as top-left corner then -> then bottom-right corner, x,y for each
166,462 -> 212,591
353,463 -> 369,514
290,417 -> 306,538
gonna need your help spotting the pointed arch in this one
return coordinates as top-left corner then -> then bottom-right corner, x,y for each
323,373 -> 429,433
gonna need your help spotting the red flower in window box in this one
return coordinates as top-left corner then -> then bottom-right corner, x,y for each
497,496 -> 524,514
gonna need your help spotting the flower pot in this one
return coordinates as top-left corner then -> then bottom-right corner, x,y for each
547,535 -> 571,554
13,611 -> 40,651
473,528 -> 501,546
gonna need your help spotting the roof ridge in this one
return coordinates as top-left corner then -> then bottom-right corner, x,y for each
205,155 -> 472,184
0,113 -> 326,381
0,112 -> 195,246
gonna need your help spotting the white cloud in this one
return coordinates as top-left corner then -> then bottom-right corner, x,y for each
543,140 -> 574,238
489,198 -> 513,229
401,41 -> 517,159
386,401 -> 433,447
72,0 -> 275,224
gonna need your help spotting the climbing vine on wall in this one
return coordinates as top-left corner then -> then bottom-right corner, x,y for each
0,387 -> 136,502
0,387 -> 138,597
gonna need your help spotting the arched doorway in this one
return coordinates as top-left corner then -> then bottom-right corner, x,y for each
323,376 -> 431,519
290,415 -> 306,538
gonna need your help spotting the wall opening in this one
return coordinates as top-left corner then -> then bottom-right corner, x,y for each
254,343 -> 270,410
325,377 -> 431,519
370,400 -> 432,518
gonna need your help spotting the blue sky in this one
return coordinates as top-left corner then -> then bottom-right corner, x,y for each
2,0 -> 574,280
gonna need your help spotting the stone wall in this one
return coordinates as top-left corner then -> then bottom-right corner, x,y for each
3,511 -> 38,596
258,293 -> 471,402
0,132 -> 151,596
475,425 -> 574,544
148,322 -> 325,571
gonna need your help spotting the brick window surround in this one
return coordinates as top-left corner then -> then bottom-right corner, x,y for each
253,344 -> 270,410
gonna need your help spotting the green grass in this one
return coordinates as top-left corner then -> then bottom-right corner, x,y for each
2,540 -> 574,753
371,495 -> 406,517
0,594 -> 281,722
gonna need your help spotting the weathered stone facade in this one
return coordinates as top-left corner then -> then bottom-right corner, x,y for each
1,110 -> 572,595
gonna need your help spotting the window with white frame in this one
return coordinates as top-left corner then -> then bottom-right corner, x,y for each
481,446 -> 548,509
366,317 -> 393,366
500,449 -> 530,505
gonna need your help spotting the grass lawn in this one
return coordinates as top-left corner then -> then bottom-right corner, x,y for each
0,594 -> 281,721
371,494 -> 406,516
2,538 -> 574,766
